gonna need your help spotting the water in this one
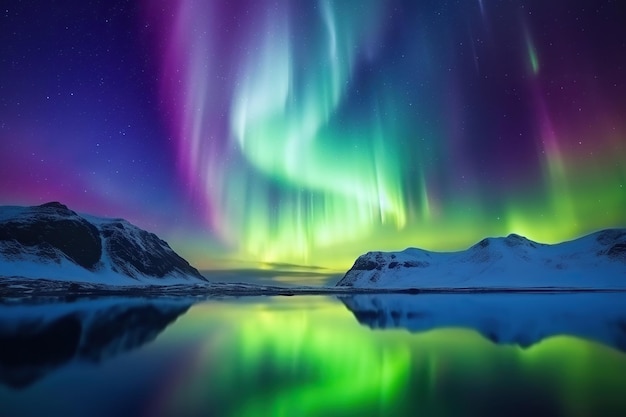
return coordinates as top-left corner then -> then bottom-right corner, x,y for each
2,293 -> 626,417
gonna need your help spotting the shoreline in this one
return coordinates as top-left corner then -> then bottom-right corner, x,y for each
2,276 -> 626,303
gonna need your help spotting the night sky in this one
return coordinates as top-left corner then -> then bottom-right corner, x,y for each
1,0 -> 625,270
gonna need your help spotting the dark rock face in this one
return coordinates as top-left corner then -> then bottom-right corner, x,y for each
354,252 -> 387,271
338,249 -> 434,287
0,202 -> 206,282
341,252 -> 388,286
608,243 -> 626,262
597,229 -> 626,246
504,233 -> 538,248
474,238 -> 490,249
39,202 -> 71,211
352,255 -> 380,271
101,221 -> 204,280
403,261 -> 430,268
595,231 -> 626,262
0,202 -> 102,269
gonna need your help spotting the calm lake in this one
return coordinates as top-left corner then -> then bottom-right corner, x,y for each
2,293 -> 626,417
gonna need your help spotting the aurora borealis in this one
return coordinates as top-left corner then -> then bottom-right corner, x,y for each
1,1 -> 625,270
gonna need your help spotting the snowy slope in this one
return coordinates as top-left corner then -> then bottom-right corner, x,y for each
0,202 -> 207,285
336,230 -> 626,289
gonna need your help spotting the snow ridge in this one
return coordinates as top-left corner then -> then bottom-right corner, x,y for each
337,229 -> 626,289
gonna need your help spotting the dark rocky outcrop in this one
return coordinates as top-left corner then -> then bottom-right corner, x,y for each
0,202 -> 206,283
0,202 -> 101,269
100,221 -> 203,279
608,243 -> 626,261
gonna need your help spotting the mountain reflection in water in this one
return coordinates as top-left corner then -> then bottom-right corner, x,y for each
340,292 -> 626,350
0,298 -> 191,388
1,294 -> 626,417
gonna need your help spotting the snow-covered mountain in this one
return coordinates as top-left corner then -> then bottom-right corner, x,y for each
0,202 -> 207,285
0,298 -> 191,388
337,229 -> 626,289
340,293 -> 626,351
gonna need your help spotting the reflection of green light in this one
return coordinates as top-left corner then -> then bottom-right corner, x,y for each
196,140 -> 626,270
173,298 -> 412,416
157,297 -> 626,417
523,336 -> 626,417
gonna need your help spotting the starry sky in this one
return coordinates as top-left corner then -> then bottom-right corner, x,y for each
1,0 -> 625,271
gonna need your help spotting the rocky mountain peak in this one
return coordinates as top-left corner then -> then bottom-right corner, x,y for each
0,203 -> 206,284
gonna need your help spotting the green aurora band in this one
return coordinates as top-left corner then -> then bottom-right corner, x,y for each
159,1 -> 626,269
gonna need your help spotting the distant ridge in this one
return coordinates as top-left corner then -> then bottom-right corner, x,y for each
0,202 -> 207,285
337,230 -> 626,289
